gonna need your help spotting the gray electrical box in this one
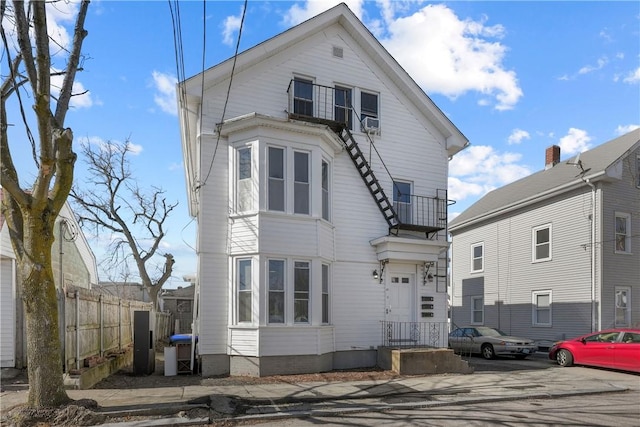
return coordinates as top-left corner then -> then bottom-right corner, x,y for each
133,311 -> 155,375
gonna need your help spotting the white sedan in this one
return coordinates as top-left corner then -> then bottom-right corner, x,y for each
449,326 -> 538,359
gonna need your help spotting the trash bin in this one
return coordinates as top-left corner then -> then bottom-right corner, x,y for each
164,346 -> 177,376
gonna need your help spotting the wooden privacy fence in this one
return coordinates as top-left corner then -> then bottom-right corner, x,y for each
60,284 -> 172,372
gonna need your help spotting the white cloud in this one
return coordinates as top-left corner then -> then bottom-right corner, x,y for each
151,71 -> 178,116
126,142 -> 143,155
507,129 -> 530,145
380,4 -> 522,111
79,136 -> 143,156
448,145 -> 531,203
622,67 -> 640,84
558,128 -> 592,156
222,7 -> 243,46
615,124 -> 640,135
283,0 -> 364,25
578,56 -> 608,75
50,72 -> 93,110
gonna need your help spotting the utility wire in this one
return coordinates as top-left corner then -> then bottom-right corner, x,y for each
197,0 -> 248,190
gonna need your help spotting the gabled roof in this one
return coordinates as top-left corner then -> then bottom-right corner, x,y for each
179,2 -> 468,159
449,129 -> 640,232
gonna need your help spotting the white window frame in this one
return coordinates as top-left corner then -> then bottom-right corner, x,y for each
322,263 -> 330,324
615,286 -> 631,327
293,260 -> 310,324
470,296 -> 484,325
293,151 -> 310,215
615,212 -> 631,254
532,223 -> 552,262
359,90 -> 379,132
235,146 -> 253,213
236,258 -> 252,324
532,290 -> 552,327
636,154 -> 640,188
268,146 -> 285,212
321,159 -> 330,221
471,242 -> 484,273
267,259 -> 286,324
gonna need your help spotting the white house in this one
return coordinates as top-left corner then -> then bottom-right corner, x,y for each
449,129 -> 640,344
0,193 -> 98,368
178,3 -> 468,376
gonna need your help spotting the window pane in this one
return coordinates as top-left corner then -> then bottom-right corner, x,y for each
238,148 -> 251,179
473,298 -> 483,310
269,260 -> 284,290
322,160 -> 329,221
239,260 -> 251,291
294,262 -> 309,323
335,86 -> 352,129
269,293 -> 284,323
238,292 -> 251,322
294,152 -> 309,214
536,309 -> 550,324
536,294 -> 550,307
268,147 -> 285,211
536,228 -> 549,244
536,244 -> 549,260
294,78 -> 313,116
268,147 -> 283,179
361,92 -> 378,117
322,264 -> 329,324
473,245 -> 483,258
473,311 -> 483,323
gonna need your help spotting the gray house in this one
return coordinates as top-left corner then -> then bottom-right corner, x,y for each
449,129 -> 640,344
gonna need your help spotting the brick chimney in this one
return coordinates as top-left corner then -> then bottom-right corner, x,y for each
545,145 -> 560,170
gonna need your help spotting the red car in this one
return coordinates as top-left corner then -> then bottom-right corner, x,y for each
549,328 -> 640,373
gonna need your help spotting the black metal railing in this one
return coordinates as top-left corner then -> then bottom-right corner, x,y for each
287,79 -> 352,128
393,191 -> 447,231
381,321 -> 448,348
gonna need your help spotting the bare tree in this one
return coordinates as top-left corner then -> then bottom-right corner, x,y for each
0,0 -> 90,408
71,140 -> 178,308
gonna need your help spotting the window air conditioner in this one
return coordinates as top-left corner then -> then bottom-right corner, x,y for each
363,116 -> 380,132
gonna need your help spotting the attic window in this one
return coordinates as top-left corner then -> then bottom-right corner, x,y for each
332,46 -> 343,58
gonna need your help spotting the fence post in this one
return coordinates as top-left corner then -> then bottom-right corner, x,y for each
75,290 -> 80,370
118,299 -> 122,350
99,293 -> 104,357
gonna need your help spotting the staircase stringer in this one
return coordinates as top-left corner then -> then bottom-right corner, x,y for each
337,127 -> 399,228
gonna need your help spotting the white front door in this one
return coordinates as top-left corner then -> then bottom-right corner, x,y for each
387,274 -> 414,322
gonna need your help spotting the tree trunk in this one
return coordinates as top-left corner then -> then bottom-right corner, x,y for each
20,210 -> 70,408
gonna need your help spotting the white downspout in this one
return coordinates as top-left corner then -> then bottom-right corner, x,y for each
585,178 -> 597,332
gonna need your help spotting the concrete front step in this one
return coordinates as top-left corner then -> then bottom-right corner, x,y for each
377,347 -> 473,375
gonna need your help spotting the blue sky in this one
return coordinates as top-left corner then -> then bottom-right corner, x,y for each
4,1 -> 639,288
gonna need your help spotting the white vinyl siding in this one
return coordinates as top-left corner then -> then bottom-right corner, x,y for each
471,296 -> 483,324
471,242 -> 484,273
532,223 -> 552,262
615,212 -> 631,254
532,290 -> 552,326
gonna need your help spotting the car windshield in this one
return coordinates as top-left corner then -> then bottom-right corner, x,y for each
476,327 -> 506,337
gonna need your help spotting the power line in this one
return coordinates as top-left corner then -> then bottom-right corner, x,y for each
197,0 -> 248,190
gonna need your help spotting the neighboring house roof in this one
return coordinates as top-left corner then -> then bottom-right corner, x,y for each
162,284 -> 195,299
449,129 -> 640,232
179,2 -> 469,214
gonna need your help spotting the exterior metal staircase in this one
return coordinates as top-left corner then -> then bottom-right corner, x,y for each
336,127 -> 399,228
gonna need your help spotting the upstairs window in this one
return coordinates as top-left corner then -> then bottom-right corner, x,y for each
294,151 -> 309,215
268,147 -> 285,212
532,224 -> 552,262
293,78 -> 313,117
334,86 -> 352,129
393,181 -> 412,224
471,242 -> 484,273
615,212 -> 631,254
360,91 -> 379,131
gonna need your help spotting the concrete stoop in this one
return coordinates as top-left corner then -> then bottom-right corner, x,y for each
377,347 -> 473,375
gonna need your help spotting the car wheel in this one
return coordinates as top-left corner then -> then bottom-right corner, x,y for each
481,344 -> 495,360
556,349 -> 573,367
